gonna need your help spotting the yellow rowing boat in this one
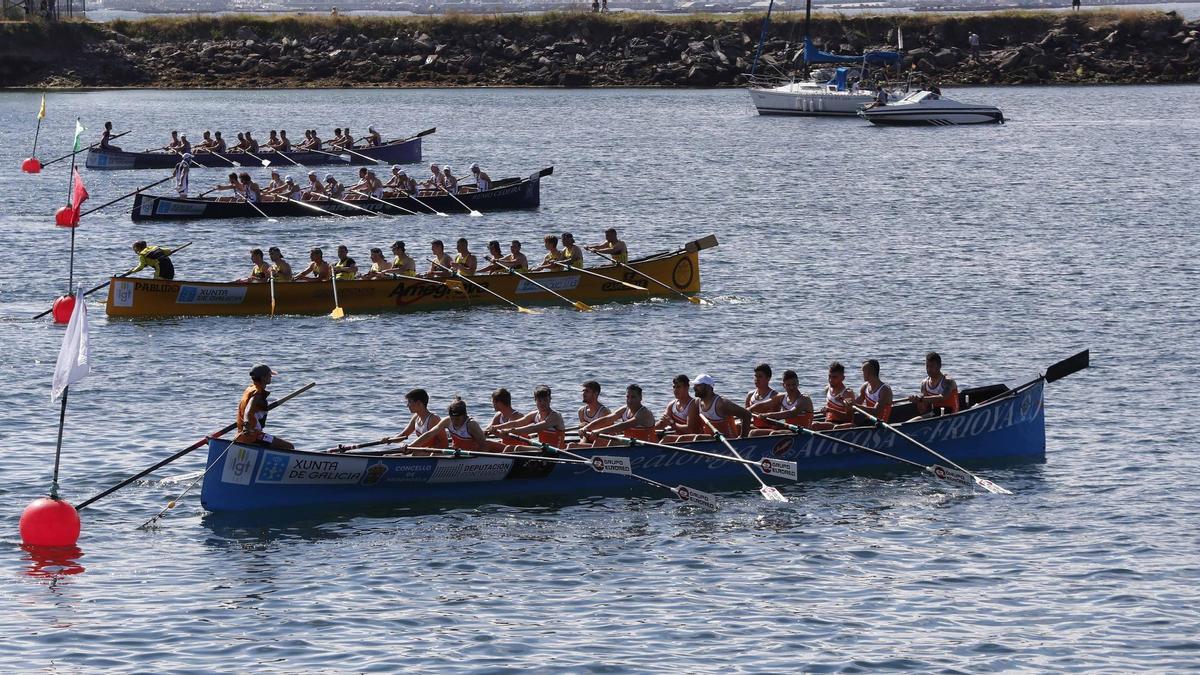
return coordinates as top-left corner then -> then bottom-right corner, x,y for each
105,236 -> 715,318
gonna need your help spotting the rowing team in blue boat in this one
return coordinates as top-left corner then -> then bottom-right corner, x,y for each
234,353 -> 962,454
160,126 -> 385,156
174,161 -> 495,202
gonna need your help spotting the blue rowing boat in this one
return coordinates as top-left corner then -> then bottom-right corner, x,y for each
199,353 -> 1088,513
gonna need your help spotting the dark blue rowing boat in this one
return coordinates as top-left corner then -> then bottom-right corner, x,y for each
199,352 -> 1087,513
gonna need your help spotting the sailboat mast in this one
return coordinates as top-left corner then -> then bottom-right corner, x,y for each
803,0 -> 812,77
749,0 -> 775,77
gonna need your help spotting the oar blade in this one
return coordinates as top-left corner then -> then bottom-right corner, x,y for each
760,485 -> 789,503
975,476 -> 1013,495
674,485 -> 719,510
758,457 -> 799,481
573,302 -> 593,312
330,306 -> 345,319
927,464 -> 973,488
1045,349 -> 1090,383
261,159 -> 271,167
444,280 -> 467,294
687,296 -> 703,304
517,306 -> 539,315
469,210 -> 482,217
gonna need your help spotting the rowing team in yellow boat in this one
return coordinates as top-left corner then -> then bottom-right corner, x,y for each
225,229 -> 629,283
235,354 -> 962,454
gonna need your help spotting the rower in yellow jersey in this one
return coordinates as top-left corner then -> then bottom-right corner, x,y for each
533,234 -> 563,271
586,228 -> 628,263
268,246 -> 293,281
452,237 -> 478,275
234,248 -> 270,283
130,240 -> 176,280
389,241 -> 417,277
332,244 -> 357,280
560,232 -> 584,268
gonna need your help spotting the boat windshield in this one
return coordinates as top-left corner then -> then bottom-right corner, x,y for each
898,91 -> 933,104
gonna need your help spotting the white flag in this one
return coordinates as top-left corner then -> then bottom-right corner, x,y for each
51,288 -> 91,402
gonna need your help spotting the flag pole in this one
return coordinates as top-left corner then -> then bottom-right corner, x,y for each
66,117 -> 81,292
50,387 -> 68,500
31,94 -> 45,158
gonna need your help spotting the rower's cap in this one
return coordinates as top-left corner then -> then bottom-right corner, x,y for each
471,163 -> 480,171
250,364 -> 277,380
324,173 -> 335,181
392,164 -> 402,172
307,171 -> 317,177
368,125 -> 376,132
182,153 -> 193,160
270,169 -> 280,175
398,170 -> 407,176
285,175 -> 295,183
693,373 -> 716,387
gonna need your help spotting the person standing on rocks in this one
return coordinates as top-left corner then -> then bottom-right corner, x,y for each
1072,0 -> 1080,10
968,32 -> 981,62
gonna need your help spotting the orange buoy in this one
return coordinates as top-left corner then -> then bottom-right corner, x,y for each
51,294 -> 76,324
19,497 -> 81,547
21,157 -> 42,174
55,205 -> 79,228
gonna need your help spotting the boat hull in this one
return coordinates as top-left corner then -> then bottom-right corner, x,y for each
85,136 -> 423,170
105,247 -> 703,318
200,380 -> 1047,512
749,86 -> 877,116
860,107 -> 1005,126
129,169 -> 546,222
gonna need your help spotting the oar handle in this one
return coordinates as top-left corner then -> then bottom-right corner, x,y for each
76,381 -> 315,510
77,174 -> 174,218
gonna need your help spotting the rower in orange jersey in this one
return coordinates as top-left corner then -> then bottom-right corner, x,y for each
908,351 -> 960,417
656,374 -> 704,441
492,385 -> 567,448
411,398 -> 489,452
485,387 -> 523,436
853,359 -> 893,426
394,388 -> 447,449
751,369 -> 814,436
580,384 -> 658,445
691,373 -> 752,440
743,363 -> 781,432
811,361 -> 856,431
294,247 -> 332,282
234,364 -> 294,449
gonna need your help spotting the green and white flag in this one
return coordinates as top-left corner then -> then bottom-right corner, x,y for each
73,118 -> 86,152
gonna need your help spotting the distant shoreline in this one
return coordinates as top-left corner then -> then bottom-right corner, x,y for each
2,10 -> 1198,89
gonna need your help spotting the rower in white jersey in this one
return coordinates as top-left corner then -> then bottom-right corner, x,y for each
393,388 -> 446,449
580,384 -> 658,444
749,369 -> 814,436
411,398 -> 490,452
577,380 -> 611,427
656,374 -> 703,440
485,387 -> 523,436
469,163 -> 491,192
744,362 -> 782,431
691,373 -> 753,440
811,361 -> 856,431
263,169 -> 285,194
907,351 -> 960,417
853,358 -> 894,425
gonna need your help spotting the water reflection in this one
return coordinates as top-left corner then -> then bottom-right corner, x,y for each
21,544 -> 86,581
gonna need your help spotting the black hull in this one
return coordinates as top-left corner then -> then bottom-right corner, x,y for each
87,135 -> 425,170
130,168 -> 550,222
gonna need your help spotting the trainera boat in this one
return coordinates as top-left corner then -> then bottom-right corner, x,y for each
199,351 -> 1088,512
859,90 -> 1005,126
86,129 -> 432,171
105,235 -> 715,318
129,168 -> 550,222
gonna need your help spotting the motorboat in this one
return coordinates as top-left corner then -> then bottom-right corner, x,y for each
858,90 -> 1005,126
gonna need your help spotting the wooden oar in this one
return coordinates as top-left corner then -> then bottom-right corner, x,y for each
32,242 -> 194,320
208,150 -> 241,167
442,186 -> 482,217
699,416 -> 788,502
241,195 -> 277,223
587,234 -> 718,305
430,260 -> 538,314
347,189 -> 419,216
337,145 -> 383,165
329,271 -> 345,319
753,414 -> 974,489
76,174 -> 175,218
549,260 -> 644,290
510,433 -> 720,509
275,193 -> 350,219
852,405 -> 1011,495
594,432 -> 798,485
245,150 -> 272,167
269,273 -> 277,318
401,191 -> 447,217
487,257 -> 592,312
385,127 -> 437,145
305,147 -> 352,163
76,381 -> 315,510
41,131 -> 130,168
273,150 -> 304,168
327,434 -> 406,454
383,270 -> 467,295
315,193 -> 379,217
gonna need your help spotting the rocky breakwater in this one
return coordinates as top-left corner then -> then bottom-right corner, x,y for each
1,11 -> 1198,89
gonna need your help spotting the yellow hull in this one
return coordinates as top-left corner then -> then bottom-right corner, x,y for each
105,249 -> 703,318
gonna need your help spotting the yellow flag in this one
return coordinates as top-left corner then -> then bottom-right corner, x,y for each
37,93 -> 46,120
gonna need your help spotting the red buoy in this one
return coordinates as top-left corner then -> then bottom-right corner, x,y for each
51,294 -> 76,324
21,157 -> 42,174
19,497 -> 81,547
55,205 -> 79,228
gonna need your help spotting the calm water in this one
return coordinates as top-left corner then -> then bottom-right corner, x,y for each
1,86 -> 1198,672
